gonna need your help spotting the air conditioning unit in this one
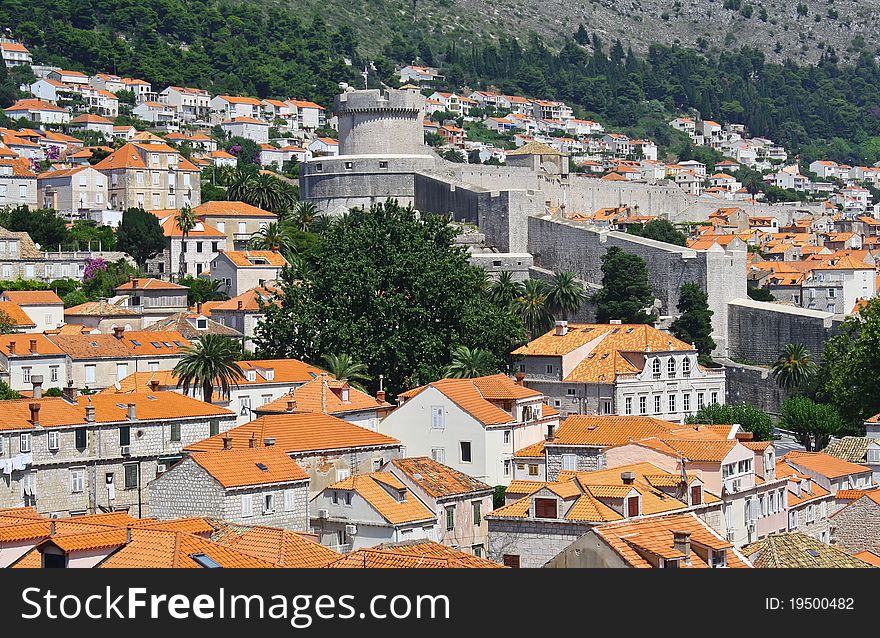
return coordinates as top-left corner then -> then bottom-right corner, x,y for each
120,445 -> 130,456
345,524 -> 358,536
317,508 -> 329,519
156,464 -> 167,474
726,531 -> 736,542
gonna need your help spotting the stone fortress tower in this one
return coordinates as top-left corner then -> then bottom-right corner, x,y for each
336,88 -> 430,156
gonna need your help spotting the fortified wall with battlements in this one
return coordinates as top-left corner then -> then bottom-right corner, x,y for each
300,88 -> 833,358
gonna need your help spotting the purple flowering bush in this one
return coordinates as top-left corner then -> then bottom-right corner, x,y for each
83,257 -> 108,281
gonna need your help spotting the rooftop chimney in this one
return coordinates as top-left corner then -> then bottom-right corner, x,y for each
126,403 -> 136,421
29,402 -> 40,427
514,371 -> 526,386
196,302 -> 202,314
673,530 -> 691,562
126,527 -> 132,544
222,434 -> 232,450
286,398 -> 297,413
28,339 -> 37,354
85,402 -> 95,423
62,384 -> 78,404
609,319 -> 622,325
148,380 -> 160,392
7,341 -> 15,355
113,326 -> 125,340
49,520 -> 55,537
620,471 -> 636,485
131,277 -> 138,289
248,433 -> 257,448
237,300 -> 243,310
554,320 -> 568,336
264,437 -> 276,447
545,423 -> 556,441
31,375 -> 43,399
376,390 -> 386,402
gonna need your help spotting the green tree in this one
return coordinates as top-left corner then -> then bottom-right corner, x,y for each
444,346 -> 497,378
747,285 -> 775,302
249,221 -> 295,256
253,200 -> 526,396
517,279 -> 554,338
0,206 -> 70,249
771,343 -> 817,390
0,380 -> 21,400
320,353 -> 371,390
488,271 -> 523,309
69,220 -> 116,251
817,298 -> 880,424
290,201 -> 318,232
546,271 -> 586,320
669,283 -> 716,358
629,219 -> 687,246
592,246 -> 657,324
116,208 -> 166,265
173,335 -> 245,404
687,402 -> 773,441
177,276 -> 228,305
0,309 -> 17,334
779,396 -> 844,451
174,205 -> 197,279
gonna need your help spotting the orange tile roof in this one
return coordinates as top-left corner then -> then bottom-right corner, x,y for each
217,95 -> 265,106
399,374 -> 540,426
391,457 -> 491,498
594,513 -> 749,568
194,201 -> 276,218
188,447 -> 308,488
327,541 -> 501,568
835,489 -> 880,501
256,376 -> 391,417
637,437 -> 738,462
99,528 -> 277,568
0,302 -> 35,327
70,114 -> 113,125
853,549 -> 880,567
6,99 -> 67,113
211,286 -> 280,312
210,524 -> 340,567
326,472 -> 435,524
0,333 -> 65,356
185,412 -> 400,455
158,215 -> 226,238
1,290 -> 63,305
513,441 -> 545,458
116,277 -> 188,291
221,250 -> 288,268
76,391 -> 233,423
540,415 -> 684,448
782,451 -> 872,479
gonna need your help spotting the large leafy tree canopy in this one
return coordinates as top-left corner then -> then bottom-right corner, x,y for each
254,200 -> 527,396
817,298 -> 880,427
116,207 -> 166,266
670,282 -> 715,359
687,402 -> 773,441
592,246 -> 656,324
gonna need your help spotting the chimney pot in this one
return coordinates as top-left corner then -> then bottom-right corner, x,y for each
62,385 -> 78,403
248,434 -> 257,448
222,434 -> 232,450
514,371 -> 526,386
132,278 -> 138,289
8,341 -> 15,355
31,375 -> 43,399
237,300 -> 243,310
85,403 -> 95,422
554,320 -> 568,336
126,403 -> 136,421
126,527 -> 132,544
50,520 -> 56,536
29,402 -> 40,426
673,530 -> 691,562
286,398 -> 296,413
621,471 -> 636,484
376,390 -> 386,402
29,339 -> 37,353
545,423 -> 556,441
113,325 -> 124,339
148,380 -> 160,392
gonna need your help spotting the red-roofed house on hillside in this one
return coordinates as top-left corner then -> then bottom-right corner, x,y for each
379,374 -> 559,486
0,290 -> 63,333
192,200 -> 278,250
5,99 -> 70,124
512,321 -> 726,423
113,277 -> 190,320
37,165 -> 108,220
210,249 -> 287,297
143,211 -> 228,281
0,41 -> 32,67
148,446 -> 311,531
93,142 -> 200,211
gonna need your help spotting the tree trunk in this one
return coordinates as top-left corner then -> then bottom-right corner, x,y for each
203,381 -> 213,404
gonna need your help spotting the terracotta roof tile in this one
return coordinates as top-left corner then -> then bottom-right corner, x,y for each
326,472 -> 434,524
194,201 -> 277,218
256,376 -> 391,417
327,541 -> 501,568
742,532 -> 872,568
0,302 -> 35,327
221,250 -> 288,268
188,447 -> 307,488
391,457 -> 491,498
115,278 -> 188,291
1,290 -> 63,305
782,451 -> 872,479
76,391 -> 233,423
211,522 -> 340,567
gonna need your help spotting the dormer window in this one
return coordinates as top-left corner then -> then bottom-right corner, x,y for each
534,498 -> 557,519
711,550 -> 727,568
690,484 -> 702,506
196,318 -> 207,329
246,370 -> 257,382
652,359 -> 661,379
341,388 -> 349,401
626,495 -> 640,518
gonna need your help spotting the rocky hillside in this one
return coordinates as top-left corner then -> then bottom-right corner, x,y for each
296,0 -> 880,63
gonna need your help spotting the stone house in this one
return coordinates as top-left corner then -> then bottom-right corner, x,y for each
185,412 -> 403,497
822,413 -> 880,481
311,472 -> 437,553
548,512 -> 752,568
209,249 -> 288,298
113,278 -> 189,321
143,212 -> 227,280
207,286 -> 278,352
829,490 -> 880,554
37,165 -> 108,221
486,462 -> 723,568
0,290 -> 64,334
775,458 -> 834,543
512,321 -> 726,423
385,456 -> 494,557
780,451 -> 873,496
62,300 -> 144,333
192,201 -> 277,250
148,445 -> 310,531
0,334 -> 69,392
48,330 -> 190,391
0,391 -> 235,518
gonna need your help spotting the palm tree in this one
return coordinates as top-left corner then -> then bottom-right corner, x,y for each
771,343 -> 818,390
546,271 -> 586,320
244,173 -> 291,213
291,201 -> 318,232
174,335 -> 245,404
321,353 -> 371,390
517,279 -> 554,338
444,346 -> 497,378
488,271 -> 524,308
250,221 -> 295,255
225,167 -> 253,201
175,205 -> 197,280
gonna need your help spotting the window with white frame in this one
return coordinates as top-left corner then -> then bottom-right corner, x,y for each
683,393 -> 690,413
682,357 -> 691,377
652,359 -> 661,379
654,395 -> 661,414
668,394 -> 676,413
625,396 -> 632,415
789,510 -> 797,529
460,441 -> 472,463
241,495 -> 253,517
562,454 -> 576,471
284,489 -> 296,511
430,406 -> 444,429
22,367 -> 31,384
503,430 -> 511,445
20,433 -> 31,453
431,448 -> 445,464
263,493 -> 275,514
697,392 -> 705,410
711,391 -> 718,404
47,431 -> 59,451
667,358 -> 676,378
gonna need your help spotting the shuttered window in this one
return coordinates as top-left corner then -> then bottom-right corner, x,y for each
534,498 -> 557,519
627,496 -> 640,518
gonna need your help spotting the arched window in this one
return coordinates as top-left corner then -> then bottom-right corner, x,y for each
667,358 -> 676,378
651,359 -> 661,379
682,357 -> 691,377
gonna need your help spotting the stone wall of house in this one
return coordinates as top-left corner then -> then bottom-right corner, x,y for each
293,446 -> 403,497
717,358 -> 789,417
545,446 -> 603,481
487,518 -> 589,568
223,482 -> 309,531
790,498 -> 833,543
831,498 -> 880,553
727,299 -> 844,365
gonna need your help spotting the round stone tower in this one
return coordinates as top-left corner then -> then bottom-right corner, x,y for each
335,88 -> 428,156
